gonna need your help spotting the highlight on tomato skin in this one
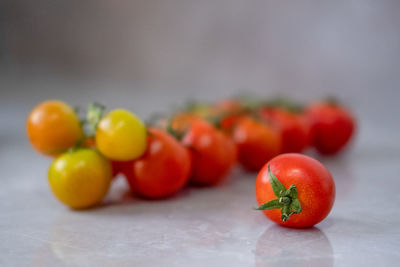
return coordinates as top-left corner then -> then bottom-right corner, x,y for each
124,128 -> 191,199
232,116 -> 281,172
305,102 -> 356,155
181,119 -> 237,186
255,153 -> 335,228
26,100 -> 84,157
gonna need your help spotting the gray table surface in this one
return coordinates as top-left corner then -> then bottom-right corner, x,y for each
1,70 -> 399,267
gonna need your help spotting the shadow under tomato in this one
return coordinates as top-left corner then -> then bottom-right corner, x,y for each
255,224 -> 333,267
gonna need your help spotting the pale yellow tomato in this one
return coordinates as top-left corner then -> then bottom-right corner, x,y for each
95,109 -> 147,161
48,148 -> 112,209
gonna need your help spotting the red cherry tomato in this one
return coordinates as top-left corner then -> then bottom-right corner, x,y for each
182,120 -> 237,186
260,107 -> 310,153
125,128 -> 191,198
255,153 -> 335,228
233,117 -> 281,172
306,102 -> 356,155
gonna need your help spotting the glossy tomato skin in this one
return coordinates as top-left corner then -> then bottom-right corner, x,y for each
306,102 -> 355,155
125,128 -> 191,198
27,100 -> 83,156
48,148 -> 112,209
255,153 -> 335,228
96,109 -> 147,161
260,108 -> 310,153
182,120 -> 237,186
233,117 -> 281,172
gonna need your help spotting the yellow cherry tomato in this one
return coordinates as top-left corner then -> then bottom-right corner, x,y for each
26,100 -> 84,156
48,148 -> 112,209
95,109 -> 147,161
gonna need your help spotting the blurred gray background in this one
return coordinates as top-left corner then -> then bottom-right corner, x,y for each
1,0 -> 399,145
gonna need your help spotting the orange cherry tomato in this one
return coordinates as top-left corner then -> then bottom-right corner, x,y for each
27,100 -> 83,156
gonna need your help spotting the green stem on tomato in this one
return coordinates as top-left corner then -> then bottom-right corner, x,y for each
86,102 -> 106,137
254,165 -> 302,222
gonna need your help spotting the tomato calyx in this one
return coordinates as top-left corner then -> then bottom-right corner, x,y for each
61,102 -> 106,153
254,165 -> 302,222
85,102 -> 106,137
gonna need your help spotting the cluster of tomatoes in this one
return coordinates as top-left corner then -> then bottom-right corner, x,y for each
26,97 -> 355,227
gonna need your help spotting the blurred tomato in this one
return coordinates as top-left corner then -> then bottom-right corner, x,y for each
182,120 -> 237,186
48,148 -> 112,209
96,109 -> 147,161
233,117 -> 281,172
306,102 -> 355,155
260,107 -> 309,153
125,128 -> 191,198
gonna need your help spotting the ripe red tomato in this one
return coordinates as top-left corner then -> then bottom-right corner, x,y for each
233,117 -> 281,172
124,128 -> 191,198
182,120 -> 237,186
255,153 -> 335,228
306,102 -> 355,155
259,107 -> 310,153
